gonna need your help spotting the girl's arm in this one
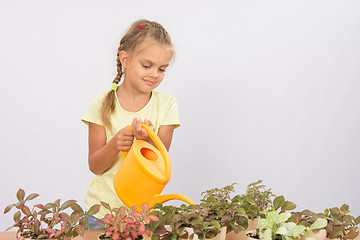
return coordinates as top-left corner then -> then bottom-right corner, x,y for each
157,125 -> 175,151
88,122 -> 134,175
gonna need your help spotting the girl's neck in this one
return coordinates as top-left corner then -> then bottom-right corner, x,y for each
116,83 -> 152,112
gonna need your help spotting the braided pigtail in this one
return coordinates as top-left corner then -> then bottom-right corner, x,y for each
101,46 -> 123,133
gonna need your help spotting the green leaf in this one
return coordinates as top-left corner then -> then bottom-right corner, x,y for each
291,225 -> 306,238
273,196 -> 285,210
59,200 -> 77,211
87,204 -> 101,216
285,222 -> 296,232
4,204 -> 16,214
44,203 -> 57,210
101,201 -> 112,211
310,218 -> 327,230
354,216 -> 360,225
276,226 -> 288,235
25,193 -> 39,202
59,212 -> 71,224
71,202 -> 84,214
324,208 -> 329,216
14,211 -> 21,223
277,212 -> 291,224
340,204 -> 349,213
264,229 -> 272,240
210,220 -> 221,229
16,189 -> 25,202
258,219 -> 268,231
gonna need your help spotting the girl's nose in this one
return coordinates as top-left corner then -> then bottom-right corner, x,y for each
149,70 -> 158,79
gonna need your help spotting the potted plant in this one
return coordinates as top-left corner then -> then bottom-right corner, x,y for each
256,208 -> 327,240
4,188 -> 101,240
200,184 -> 248,239
322,204 -> 360,240
97,201 -> 159,240
226,180 -> 275,240
244,180 -> 275,212
149,203 -> 225,240
290,209 -> 332,239
149,192 -> 237,240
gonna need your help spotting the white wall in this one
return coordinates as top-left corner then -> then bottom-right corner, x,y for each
1,0 -> 359,229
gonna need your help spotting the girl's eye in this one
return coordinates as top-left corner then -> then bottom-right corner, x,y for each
159,68 -> 166,72
143,65 -> 150,68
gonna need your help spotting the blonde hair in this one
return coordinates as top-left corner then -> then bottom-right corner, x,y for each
101,19 -> 173,132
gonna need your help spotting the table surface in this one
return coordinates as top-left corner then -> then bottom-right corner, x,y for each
0,230 -> 104,240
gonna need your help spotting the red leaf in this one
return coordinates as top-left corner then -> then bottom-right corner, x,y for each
35,204 -> 44,209
131,211 -> 141,218
21,206 -> 31,216
46,228 -> 55,234
138,223 -> 145,235
130,231 -> 138,238
103,218 -> 113,224
113,232 -> 119,240
20,217 -> 29,223
125,217 -> 135,223
149,215 -> 159,222
97,222 -> 105,227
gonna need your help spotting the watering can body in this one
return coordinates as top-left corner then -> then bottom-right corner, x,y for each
113,123 -> 194,211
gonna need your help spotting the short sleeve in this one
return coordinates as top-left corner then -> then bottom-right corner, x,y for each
162,97 -> 181,129
81,92 -> 106,126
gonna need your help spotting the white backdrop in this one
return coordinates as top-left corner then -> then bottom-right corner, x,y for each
1,0 -> 359,229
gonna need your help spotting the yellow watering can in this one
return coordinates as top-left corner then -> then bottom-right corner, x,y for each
113,123 -> 195,211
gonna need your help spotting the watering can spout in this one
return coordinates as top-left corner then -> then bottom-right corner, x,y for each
149,194 -> 195,209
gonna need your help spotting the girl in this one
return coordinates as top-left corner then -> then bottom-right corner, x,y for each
82,19 -> 180,229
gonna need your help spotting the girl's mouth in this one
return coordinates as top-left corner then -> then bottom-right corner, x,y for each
144,79 -> 156,85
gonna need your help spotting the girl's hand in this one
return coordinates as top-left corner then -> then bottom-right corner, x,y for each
113,126 -> 134,151
131,118 -> 155,141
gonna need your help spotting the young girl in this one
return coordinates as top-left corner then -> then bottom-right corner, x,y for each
82,19 -> 180,229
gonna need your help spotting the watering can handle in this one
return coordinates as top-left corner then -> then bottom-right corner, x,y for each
121,123 -> 171,180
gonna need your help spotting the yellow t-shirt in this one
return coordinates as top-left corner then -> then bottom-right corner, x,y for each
81,90 -> 180,218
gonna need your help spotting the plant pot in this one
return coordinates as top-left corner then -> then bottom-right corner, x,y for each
307,229 -> 328,240
16,231 -> 41,240
98,233 -> 151,240
226,219 -> 259,240
179,227 -> 227,240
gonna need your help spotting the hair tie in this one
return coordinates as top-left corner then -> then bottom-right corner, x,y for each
111,83 -> 118,92
137,24 -> 145,29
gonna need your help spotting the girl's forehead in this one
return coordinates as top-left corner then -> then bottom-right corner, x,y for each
130,40 -> 173,62
133,39 -> 173,56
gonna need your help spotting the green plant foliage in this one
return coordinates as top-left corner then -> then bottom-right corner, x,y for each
258,208 -> 327,240
245,180 -> 275,211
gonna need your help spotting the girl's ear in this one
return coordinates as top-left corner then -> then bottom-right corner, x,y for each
119,50 -> 129,68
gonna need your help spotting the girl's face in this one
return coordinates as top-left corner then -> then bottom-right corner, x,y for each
120,39 -> 173,94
